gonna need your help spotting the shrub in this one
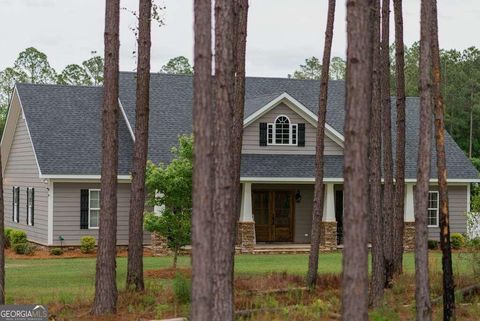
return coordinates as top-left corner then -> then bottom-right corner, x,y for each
428,240 -> 438,250
13,242 -> 36,255
9,229 -> 27,246
467,237 -> 480,249
50,248 -> 63,256
173,273 -> 191,304
451,233 -> 466,250
4,228 -> 13,248
80,236 -> 96,253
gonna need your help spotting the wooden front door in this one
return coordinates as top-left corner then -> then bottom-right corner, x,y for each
253,191 -> 294,242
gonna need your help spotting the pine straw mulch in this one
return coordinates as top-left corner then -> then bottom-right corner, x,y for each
6,247 -> 155,259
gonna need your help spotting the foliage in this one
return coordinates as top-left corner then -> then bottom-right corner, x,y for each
9,229 -> 27,246
428,240 -> 438,250
145,134 -> 193,210
13,242 -> 36,255
80,236 -> 96,254
50,248 -> 64,256
450,233 -> 466,249
81,56 -> 104,85
57,64 -> 93,86
160,56 -> 193,75
292,56 -> 346,80
172,273 -> 191,304
4,228 -> 13,248
13,47 -> 57,84
467,210 -> 480,240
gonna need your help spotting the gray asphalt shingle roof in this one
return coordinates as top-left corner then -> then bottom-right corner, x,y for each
14,73 -> 478,180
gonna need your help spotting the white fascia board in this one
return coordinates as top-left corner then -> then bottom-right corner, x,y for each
404,178 -> 480,184
242,92 -> 345,148
41,174 -> 132,183
118,98 -> 135,141
240,177 -> 343,183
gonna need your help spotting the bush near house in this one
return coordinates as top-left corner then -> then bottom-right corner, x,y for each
9,229 -> 27,246
451,233 -> 466,249
13,242 -> 36,255
80,236 -> 96,254
428,240 -> 438,250
50,248 -> 64,256
4,228 -> 13,248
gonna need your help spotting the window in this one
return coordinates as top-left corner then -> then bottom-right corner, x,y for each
89,189 -> 100,229
13,187 -> 19,223
428,191 -> 439,227
267,115 -> 298,146
27,188 -> 34,226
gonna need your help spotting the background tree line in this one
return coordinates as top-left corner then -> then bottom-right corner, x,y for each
292,43 -> 480,165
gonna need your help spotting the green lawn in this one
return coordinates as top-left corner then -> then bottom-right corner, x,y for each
5,251 -> 474,305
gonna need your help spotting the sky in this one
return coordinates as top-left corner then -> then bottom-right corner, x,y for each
0,0 -> 479,78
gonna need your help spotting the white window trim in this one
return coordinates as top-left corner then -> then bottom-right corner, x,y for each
27,188 -> 34,226
427,191 -> 439,227
13,186 -> 19,223
266,115 -> 299,146
88,189 -> 100,229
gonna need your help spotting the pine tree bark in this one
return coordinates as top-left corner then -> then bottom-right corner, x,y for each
342,0 -> 373,320
392,0 -> 407,276
368,0 -> 385,308
212,1 -> 237,320
0,150 -> 5,304
306,0 -> 336,289
414,0 -> 433,319
231,0 -> 248,248
430,0 -> 455,319
91,0 -> 120,315
126,0 -> 152,292
381,0 -> 395,287
190,0 -> 214,320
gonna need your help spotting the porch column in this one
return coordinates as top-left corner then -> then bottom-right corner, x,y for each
320,183 -> 337,251
238,182 -> 255,253
403,183 -> 415,250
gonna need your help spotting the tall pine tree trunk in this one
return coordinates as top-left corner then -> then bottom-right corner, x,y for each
0,149 -> 4,304
430,0 -> 455,319
369,0 -> 385,308
306,0 -> 336,289
91,0 -> 120,315
126,0 -> 152,292
381,0 -> 395,287
414,0 -> 433,319
191,0 -> 214,319
392,0 -> 407,276
212,1 -> 236,320
342,0 -> 373,320
231,0 -> 249,251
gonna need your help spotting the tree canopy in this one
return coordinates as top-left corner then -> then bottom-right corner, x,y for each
160,56 -> 193,75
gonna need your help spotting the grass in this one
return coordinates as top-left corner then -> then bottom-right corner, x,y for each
5,251 -> 476,305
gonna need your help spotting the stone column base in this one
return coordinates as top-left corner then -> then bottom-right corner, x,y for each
237,221 -> 256,253
151,232 -> 171,256
403,222 -> 415,251
320,221 -> 337,251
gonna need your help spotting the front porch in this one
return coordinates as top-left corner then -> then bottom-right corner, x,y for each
237,182 -> 342,252
237,181 -> 417,253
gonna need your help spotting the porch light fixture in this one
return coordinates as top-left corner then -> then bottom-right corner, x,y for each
295,190 -> 302,203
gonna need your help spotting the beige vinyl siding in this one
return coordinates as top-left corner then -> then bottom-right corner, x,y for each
427,185 -> 468,240
242,103 -> 343,155
3,111 -> 48,244
52,182 -> 151,246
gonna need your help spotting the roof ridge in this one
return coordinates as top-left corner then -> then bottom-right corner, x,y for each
16,82 -> 101,89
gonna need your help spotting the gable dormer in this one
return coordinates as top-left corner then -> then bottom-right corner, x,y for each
242,93 -> 343,155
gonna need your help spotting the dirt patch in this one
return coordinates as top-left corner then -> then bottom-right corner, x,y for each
5,248 -> 155,259
144,267 -> 192,279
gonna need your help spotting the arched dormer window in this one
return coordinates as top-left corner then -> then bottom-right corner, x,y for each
267,115 -> 298,145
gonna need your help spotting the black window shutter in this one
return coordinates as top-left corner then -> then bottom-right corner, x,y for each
12,187 -> 14,222
16,187 -> 20,223
31,188 -> 35,226
26,188 -> 29,224
298,123 -> 306,147
259,122 -> 267,146
80,189 -> 89,229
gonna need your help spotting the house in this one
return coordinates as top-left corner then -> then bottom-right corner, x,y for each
2,73 -> 478,251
